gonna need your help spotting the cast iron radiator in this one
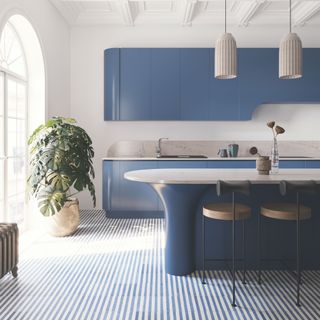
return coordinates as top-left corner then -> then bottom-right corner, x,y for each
0,223 -> 19,279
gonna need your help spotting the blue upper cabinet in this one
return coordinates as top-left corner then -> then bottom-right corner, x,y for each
238,49 -> 278,120
180,49 -> 210,120
209,48 -> 239,120
151,49 -> 180,120
238,48 -> 320,119
120,49 -> 152,120
104,48 -> 120,120
104,48 -> 320,121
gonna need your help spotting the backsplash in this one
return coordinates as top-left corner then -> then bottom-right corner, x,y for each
107,140 -> 320,158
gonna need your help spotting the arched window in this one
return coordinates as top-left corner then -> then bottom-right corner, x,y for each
0,15 -> 45,229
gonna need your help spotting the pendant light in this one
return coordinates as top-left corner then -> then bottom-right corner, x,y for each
279,0 -> 302,79
215,0 -> 237,79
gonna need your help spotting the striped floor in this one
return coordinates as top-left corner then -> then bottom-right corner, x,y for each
0,210 -> 320,320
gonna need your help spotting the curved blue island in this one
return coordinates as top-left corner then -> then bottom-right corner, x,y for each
125,168 -> 320,276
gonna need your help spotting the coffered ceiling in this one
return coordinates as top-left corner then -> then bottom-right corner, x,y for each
50,0 -> 320,27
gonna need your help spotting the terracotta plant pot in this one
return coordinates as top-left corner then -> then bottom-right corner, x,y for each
46,199 -> 80,237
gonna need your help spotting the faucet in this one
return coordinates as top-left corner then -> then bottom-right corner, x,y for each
156,137 -> 168,158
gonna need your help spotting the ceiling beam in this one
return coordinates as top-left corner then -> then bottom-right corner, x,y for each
293,2 -> 320,26
237,0 -> 267,27
118,0 -> 134,26
181,0 -> 198,27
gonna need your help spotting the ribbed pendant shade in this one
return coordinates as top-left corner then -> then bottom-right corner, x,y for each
279,32 -> 302,79
215,33 -> 237,79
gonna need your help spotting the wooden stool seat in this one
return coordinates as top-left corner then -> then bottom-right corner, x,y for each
261,203 -> 312,221
203,203 -> 251,221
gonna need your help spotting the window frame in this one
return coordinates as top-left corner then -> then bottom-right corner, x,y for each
0,21 -> 29,229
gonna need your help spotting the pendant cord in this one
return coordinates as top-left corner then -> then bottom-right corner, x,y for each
290,0 -> 292,33
225,0 -> 227,33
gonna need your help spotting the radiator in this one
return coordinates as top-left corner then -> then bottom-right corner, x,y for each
0,223 -> 19,279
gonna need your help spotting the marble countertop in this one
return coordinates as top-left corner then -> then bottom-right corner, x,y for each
124,168 -> 320,184
103,157 -> 320,161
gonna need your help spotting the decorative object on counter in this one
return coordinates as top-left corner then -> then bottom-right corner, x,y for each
228,144 -> 239,157
267,121 -> 285,174
256,156 -> 272,175
28,117 -> 96,237
249,146 -> 259,156
217,148 -> 228,158
250,145 -> 271,175
215,0 -> 237,79
279,0 -> 302,79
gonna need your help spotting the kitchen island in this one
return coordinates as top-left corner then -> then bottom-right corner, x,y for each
125,168 -> 320,276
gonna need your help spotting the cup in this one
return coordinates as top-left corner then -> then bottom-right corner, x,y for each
217,149 -> 228,158
228,144 -> 239,158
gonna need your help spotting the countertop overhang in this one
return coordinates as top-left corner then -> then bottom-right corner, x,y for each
124,168 -> 320,184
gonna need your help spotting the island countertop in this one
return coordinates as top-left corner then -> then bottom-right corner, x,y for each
124,168 -> 320,184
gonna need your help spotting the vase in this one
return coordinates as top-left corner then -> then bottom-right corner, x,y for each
46,198 -> 80,237
271,137 -> 279,173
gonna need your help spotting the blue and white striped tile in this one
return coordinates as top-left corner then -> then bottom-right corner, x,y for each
0,210 -> 319,320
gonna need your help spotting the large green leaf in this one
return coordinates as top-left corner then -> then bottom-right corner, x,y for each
38,187 -> 66,216
40,147 -> 64,170
46,170 -> 71,191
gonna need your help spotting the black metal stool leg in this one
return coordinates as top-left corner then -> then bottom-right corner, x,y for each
202,214 -> 206,285
258,212 -> 262,285
232,192 -> 236,307
296,192 -> 301,307
242,219 -> 246,285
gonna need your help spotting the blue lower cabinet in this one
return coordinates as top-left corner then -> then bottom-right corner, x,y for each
207,160 -> 255,168
103,159 -> 311,218
158,160 -> 207,169
306,161 -> 320,168
103,160 -> 161,218
280,160 -> 306,168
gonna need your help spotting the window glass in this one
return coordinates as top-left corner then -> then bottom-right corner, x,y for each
0,23 -> 27,225
0,22 -> 27,77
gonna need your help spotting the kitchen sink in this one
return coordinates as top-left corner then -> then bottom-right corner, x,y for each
157,155 -> 208,159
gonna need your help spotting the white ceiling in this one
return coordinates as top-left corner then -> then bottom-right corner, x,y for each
50,0 -> 320,27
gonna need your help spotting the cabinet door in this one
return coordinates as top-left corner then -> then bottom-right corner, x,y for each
238,49 -> 278,120
209,49 -> 239,120
104,49 -> 120,120
306,161 -> 320,168
180,49 -> 210,120
116,161 -> 159,211
103,161 -> 115,211
279,161 -> 306,168
151,49 -> 180,119
207,160 -> 255,168
120,49 -> 152,120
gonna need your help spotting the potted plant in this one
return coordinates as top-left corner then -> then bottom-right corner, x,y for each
27,117 -> 96,236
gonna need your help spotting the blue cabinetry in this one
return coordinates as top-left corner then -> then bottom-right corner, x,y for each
103,160 -> 320,217
120,49 -> 152,120
180,49 -> 210,120
104,48 -> 320,121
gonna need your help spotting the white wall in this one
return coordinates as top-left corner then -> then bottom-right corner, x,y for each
0,0 -> 70,120
70,26 -> 320,209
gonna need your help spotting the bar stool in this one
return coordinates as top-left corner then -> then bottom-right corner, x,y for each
202,180 -> 251,307
258,180 -> 317,307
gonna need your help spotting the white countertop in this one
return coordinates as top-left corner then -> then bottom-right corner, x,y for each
103,157 -> 320,161
124,168 -> 320,184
